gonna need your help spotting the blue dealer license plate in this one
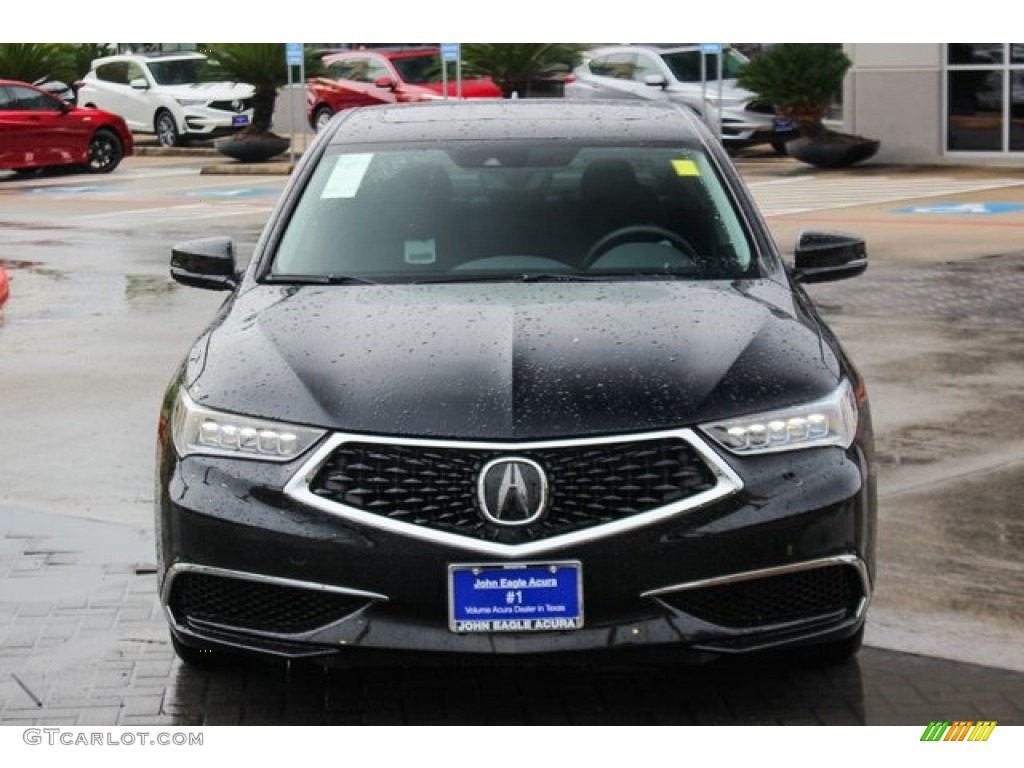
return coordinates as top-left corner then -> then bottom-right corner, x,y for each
232,115 -> 250,127
449,562 -> 583,632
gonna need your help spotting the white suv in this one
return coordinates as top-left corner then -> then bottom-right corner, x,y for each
564,45 -> 775,148
77,52 -> 254,147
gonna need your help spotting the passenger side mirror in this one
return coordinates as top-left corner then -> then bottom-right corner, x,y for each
374,76 -> 398,90
129,77 -> 149,90
171,237 -> 239,291
792,231 -> 867,284
644,74 -> 667,88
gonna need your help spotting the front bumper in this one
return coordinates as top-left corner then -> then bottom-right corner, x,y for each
157,431 -> 875,660
180,106 -> 254,137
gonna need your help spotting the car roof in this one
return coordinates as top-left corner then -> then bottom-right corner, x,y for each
326,99 -> 707,146
92,51 -> 206,66
322,47 -> 438,63
584,44 -> 730,58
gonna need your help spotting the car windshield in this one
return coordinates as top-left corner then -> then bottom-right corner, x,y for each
661,48 -> 749,82
146,58 -> 208,85
269,142 -> 757,283
390,54 -> 440,84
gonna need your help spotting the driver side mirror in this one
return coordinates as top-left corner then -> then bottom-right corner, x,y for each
791,231 -> 867,284
171,237 -> 239,291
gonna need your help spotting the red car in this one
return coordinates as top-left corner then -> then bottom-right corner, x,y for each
0,79 -> 133,174
306,47 -> 502,130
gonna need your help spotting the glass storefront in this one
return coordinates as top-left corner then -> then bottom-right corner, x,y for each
947,43 -> 1024,152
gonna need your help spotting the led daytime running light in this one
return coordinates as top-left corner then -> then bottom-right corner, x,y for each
172,392 -> 324,462
702,381 -> 858,455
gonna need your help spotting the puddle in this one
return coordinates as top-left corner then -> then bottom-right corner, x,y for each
0,258 -> 43,271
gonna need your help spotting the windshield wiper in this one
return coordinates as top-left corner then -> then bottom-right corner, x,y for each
263,273 -> 378,286
415,273 -> 605,285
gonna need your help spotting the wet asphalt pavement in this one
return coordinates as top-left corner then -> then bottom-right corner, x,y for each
1,152 -> 1023,724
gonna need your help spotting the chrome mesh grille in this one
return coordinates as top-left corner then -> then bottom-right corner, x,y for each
208,98 -> 253,112
308,438 -> 716,543
658,565 -> 863,629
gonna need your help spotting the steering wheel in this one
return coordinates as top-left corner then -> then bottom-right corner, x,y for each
582,225 -> 699,269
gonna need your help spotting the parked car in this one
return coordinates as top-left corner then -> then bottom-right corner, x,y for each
160,100 -> 875,668
0,79 -> 133,173
307,46 -> 502,130
76,51 -> 254,147
564,44 -> 776,148
32,76 -> 76,105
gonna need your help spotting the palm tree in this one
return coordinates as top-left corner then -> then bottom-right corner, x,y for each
0,43 -> 69,83
461,44 -> 581,98
204,43 -> 287,136
737,44 -> 850,138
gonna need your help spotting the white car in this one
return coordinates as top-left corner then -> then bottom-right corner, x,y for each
564,45 -> 776,148
77,52 -> 254,147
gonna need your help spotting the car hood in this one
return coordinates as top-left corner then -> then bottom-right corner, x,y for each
188,280 -> 844,440
160,82 -> 254,100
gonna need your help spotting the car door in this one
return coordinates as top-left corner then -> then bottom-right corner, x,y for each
617,51 -> 674,103
322,55 -> 387,111
0,84 -> 81,168
581,52 -> 641,100
0,86 -> 28,166
89,61 -> 151,132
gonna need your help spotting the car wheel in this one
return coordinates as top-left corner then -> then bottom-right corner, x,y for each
314,106 -> 334,132
86,129 -> 124,173
155,110 -> 180,148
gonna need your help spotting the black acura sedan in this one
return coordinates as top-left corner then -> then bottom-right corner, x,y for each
157,100 -> 876,666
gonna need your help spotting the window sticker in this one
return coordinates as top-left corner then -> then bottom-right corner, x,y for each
671,159 -> 700,177
322,153 -> 374,199
405,238 -> 437,264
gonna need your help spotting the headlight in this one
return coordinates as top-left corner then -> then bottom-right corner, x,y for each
701,380 -> 859,455
172,391 -> 326,462
175,98 -> 207,107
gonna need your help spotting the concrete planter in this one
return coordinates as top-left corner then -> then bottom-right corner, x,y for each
214,133 -> 290,163
786,135 -> 881,168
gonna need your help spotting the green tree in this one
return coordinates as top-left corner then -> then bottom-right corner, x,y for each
460,43 -> 581,98
0,43 -> 69,83
62,44 -> 112,82
204,43 -> 287,135
737,44 -> 850,137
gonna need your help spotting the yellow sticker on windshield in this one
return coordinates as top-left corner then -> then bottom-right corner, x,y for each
671,159 -> 700,177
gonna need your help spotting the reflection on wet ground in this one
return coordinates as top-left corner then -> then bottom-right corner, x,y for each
0,508 -> 1021,726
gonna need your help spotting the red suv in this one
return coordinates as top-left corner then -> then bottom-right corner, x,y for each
0,79 -> 133,174
306,47 -> 502,130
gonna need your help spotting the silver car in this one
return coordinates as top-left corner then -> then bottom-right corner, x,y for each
564,45 -> 775,148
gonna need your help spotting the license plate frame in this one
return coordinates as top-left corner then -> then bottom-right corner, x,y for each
448,561 -> 583,633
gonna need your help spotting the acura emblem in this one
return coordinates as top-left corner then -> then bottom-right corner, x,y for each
232,100 -> 244,113
477,457 -> 548,527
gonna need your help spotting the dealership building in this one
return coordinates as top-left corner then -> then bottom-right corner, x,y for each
844,43 -> 1024,164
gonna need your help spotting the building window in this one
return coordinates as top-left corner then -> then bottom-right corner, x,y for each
947,43 -> 1024,152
